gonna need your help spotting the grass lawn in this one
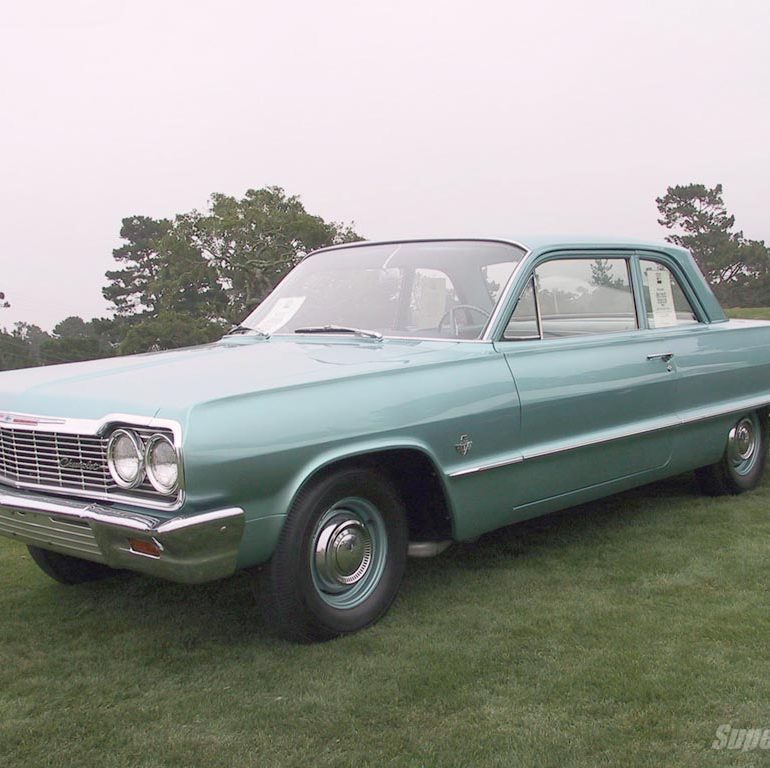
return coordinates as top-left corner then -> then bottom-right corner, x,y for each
727,307 -> 770,321
2,474 -> 770,768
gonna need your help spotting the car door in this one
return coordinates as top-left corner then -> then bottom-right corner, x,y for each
494,252 -> 678,510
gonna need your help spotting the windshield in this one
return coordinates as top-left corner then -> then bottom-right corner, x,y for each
241,240 -> 525,340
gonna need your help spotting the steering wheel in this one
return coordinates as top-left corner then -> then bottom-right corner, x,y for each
437,304 -> 491,337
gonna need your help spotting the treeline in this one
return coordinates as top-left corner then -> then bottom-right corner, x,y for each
0,186 -> 359,371
657,184 -> 770,306
1,182 -> 769,373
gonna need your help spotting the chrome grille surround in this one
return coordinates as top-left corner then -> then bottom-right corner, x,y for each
0,412 -> 183,511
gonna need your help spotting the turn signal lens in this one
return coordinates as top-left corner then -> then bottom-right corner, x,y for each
129,538 -> 162,558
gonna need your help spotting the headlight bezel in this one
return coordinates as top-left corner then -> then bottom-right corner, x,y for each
144,433 -> 180,495
106,428 -> 146,489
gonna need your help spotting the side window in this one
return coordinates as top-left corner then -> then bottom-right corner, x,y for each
640,260 -> 699,328
535,258 -> 636,338
504,277 -> 539,339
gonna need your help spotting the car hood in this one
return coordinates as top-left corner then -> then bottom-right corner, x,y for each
0,336 -> 487,423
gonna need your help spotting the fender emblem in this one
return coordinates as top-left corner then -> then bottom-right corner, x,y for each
454,434 -> 473,456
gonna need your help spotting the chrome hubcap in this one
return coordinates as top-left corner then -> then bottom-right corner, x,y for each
310,497 -> 388,609
314,515 -> 373,588
728,416 -> 759,475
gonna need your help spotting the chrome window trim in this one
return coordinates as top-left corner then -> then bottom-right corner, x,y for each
480,245 -> 531,341
494,252 -> 640,342
636,253 -> 707,327
0,411 -> 185,511
279,333 -> 491,344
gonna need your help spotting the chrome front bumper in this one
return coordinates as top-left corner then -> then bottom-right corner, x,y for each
0,486 -> 244,584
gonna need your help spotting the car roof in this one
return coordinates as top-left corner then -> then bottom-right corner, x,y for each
314,235 -> 682,256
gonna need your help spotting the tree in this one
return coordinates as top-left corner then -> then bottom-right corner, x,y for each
118,311 -> 224,355
0,291 -> 8,309
183,186 -> 361,320
0,330 -> 31,370
0,323 -> 48,371
656,184 -> 770,305
101,186 -> 362,352
103,216 -> 173,318
151,222 -> 228,321
103,215 -> 229,351
39,316 -> 114,365
590,258 -> 625,290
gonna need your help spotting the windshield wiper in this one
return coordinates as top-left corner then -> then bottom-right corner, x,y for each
294,325 -> 383,341
225,325 -> 271,339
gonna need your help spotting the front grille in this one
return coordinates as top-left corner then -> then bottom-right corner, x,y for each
0,424 -> 178,506
0,426 -> 110,492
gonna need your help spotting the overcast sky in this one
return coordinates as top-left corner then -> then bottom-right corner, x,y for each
1,0 -> 769,330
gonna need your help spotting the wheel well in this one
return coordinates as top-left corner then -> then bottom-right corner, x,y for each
307,449 -> 453,541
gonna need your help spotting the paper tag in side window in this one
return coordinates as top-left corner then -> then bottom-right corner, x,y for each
645,266 -> 678,328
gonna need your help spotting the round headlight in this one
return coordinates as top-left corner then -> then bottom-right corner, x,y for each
107,429 -> 145,488
145,434 -> 179,494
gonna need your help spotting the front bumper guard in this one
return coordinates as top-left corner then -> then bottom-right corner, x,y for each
0,486 -> 245,584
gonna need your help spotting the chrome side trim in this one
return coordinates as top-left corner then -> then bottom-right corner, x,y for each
449,455 -> 524,478
679,396 -> 770,427
522,416 -> 680,462
448,397 -> 770,479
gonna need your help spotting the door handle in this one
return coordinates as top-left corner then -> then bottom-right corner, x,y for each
647,352 -> 674,362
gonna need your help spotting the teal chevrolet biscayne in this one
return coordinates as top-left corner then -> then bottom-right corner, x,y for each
1,238 -> 768,641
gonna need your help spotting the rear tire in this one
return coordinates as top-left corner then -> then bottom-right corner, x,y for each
27,546 -> 117,584
258,467 -> 408,642
695,410 -> 768,495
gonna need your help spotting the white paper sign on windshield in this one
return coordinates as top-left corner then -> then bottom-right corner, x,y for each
645,265 -> 678,328
256,297 -> 306,334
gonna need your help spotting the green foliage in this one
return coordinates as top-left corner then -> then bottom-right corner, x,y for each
590,258 -> 625,289
103,216 -> 174,317
727,307 -> 770,321
656,183 -> 770,306
101,186 -> 360,352
0,318 -> 114,371
118,311 -> 224,355
1,186 -> 359,366
39,316 -> 114,366
182,186 -> 361,320
0,326 -> 34,371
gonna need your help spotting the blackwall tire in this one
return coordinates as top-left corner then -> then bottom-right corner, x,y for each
27,546 -> 118,585
259,467 -> 408,642
695,410 -> 768,496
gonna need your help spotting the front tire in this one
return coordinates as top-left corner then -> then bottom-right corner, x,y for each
696,410 -> 768,495
27,546 -> 117,584
259,467 -> 408,642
